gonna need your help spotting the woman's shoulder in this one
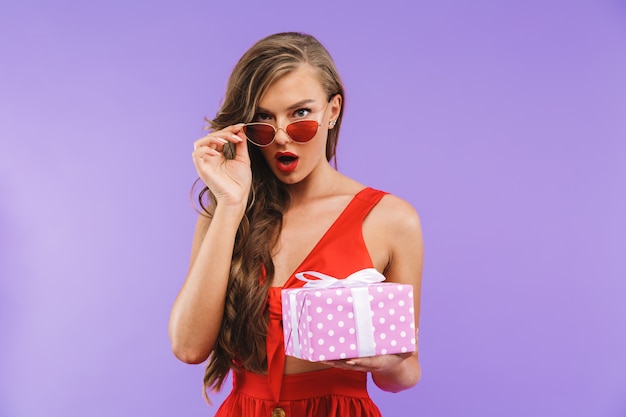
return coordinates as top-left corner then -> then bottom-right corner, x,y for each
360,187 -> 423,276
330,176 -> 421,228
368,188 -> 422,233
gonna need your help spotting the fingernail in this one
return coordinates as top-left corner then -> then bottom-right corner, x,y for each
346,360 -> 356,366
231,134 -> 242,142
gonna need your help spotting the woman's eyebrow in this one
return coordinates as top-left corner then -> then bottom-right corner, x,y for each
286,99 -> 315,110
256,99 -> 316,114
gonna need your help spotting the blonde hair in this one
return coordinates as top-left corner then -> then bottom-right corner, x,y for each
199,32 -> 345,398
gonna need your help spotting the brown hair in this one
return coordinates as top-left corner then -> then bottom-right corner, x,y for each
198,32 -> 345,399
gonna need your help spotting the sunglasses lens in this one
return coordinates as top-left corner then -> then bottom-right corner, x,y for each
243,124 -> 275,146
286,120 -> 319,143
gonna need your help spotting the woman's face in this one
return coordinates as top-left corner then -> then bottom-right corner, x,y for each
251,64 -> 341,185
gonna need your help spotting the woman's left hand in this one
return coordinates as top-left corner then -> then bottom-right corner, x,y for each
321,352 -> 414,374
322,350 -> 420,392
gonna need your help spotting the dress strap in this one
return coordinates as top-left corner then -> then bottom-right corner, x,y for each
337,187 -> 388,225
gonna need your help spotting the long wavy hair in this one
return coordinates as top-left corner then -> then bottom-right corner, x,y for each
197,32 -> 346,398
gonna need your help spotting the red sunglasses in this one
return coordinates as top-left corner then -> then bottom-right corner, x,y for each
243,119 -> 321,147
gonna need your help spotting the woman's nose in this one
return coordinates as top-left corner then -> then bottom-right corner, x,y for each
273,126 -> 292,145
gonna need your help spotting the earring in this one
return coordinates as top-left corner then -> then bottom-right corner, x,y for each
329,120 -> 336,127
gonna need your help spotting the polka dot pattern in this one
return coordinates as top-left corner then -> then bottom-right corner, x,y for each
282,282 -> 416,362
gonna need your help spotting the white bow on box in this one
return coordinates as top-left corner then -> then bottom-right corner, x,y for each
286,268 -> 386,359
295,268 -> 385,288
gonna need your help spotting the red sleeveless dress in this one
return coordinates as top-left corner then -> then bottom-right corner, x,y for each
214,187 -> 388,417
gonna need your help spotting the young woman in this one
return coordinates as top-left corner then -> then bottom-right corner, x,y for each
169,32 -> 423,416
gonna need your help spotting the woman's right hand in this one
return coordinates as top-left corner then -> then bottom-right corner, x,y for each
192,123 -> 252,210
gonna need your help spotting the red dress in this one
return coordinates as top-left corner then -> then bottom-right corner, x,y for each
214,187 -> 388,417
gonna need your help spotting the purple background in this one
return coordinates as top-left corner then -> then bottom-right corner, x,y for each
1,1 -> 625,416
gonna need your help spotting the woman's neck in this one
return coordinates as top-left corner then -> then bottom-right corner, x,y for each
284,163 -> 344,206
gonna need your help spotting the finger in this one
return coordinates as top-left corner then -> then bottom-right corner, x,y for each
324,361 -> 370,373
233,127 -> 250,162
213,123 -> 245,144
344,358 -> 373,368
192,147 -> 220,160
222,122 -> 246,135
322,359 -> 364,369
194,124 -> 245,149
194,136 -> 228,152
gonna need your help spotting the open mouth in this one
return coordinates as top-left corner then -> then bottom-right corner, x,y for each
277,155 -> 297,165
275,152 -> 299,172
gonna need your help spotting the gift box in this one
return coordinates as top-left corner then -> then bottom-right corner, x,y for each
281,269 -> 416,362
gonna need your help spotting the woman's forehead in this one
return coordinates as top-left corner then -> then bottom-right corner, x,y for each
257,66 -> 325,110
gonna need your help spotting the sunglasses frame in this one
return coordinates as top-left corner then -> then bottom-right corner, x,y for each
243,101 -> 332,147
243,119 -> 322,147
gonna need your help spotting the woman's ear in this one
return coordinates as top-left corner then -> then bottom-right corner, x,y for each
328,94 -> 342,129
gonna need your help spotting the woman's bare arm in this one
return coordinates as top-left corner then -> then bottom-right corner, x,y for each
370,196 -> 423,391
168,206 -> 244,364
168,125 -> 250,364
324,194 -> 424,392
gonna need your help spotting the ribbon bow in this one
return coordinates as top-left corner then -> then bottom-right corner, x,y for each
295,268 -> 385,289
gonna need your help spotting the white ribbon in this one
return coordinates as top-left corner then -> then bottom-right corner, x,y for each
295,268 -> 385,288
288,291 -> 304,357
287,269 -> 385,359
351,286 -> 376,357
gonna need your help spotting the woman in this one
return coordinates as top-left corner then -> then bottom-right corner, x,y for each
169,32 -> 423,416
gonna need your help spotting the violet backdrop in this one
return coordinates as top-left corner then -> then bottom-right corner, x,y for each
1,1 -> 625,416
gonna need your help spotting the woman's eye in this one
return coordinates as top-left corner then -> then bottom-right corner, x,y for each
294,108 -> 311,118
254,113 -> 272,121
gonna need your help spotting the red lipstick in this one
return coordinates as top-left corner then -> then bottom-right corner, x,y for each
275,151 -> 299,173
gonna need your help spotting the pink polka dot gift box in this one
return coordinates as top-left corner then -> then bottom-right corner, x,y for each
281,268 -> 416,362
